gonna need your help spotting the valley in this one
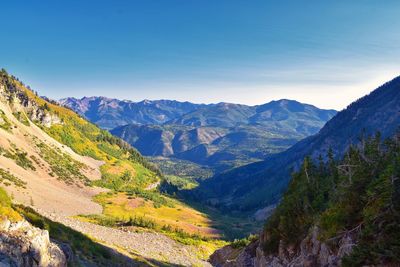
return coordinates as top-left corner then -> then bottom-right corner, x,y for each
0,69 -> 399,266
59,75 -> 400,266
2,2 -> 399,266
0,69 -> 334,265
0,70 -> 230,265
62,97 -> 336,177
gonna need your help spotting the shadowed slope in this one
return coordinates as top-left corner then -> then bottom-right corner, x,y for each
196,75 -> 400,212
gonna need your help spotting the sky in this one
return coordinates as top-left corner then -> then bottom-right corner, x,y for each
1,1 -> 400,110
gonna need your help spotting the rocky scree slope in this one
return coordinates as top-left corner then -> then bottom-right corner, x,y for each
0,69 -> 161,213
0,70 -> 105,216
0,70 -> 212,266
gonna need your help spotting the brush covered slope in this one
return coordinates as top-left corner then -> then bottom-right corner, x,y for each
0,69 -> 160,215
197,76 -> 400,213
212,133 -> 400,267
0,70 -> 228,265
110,100 -> 337,175
261,133 -> 400,266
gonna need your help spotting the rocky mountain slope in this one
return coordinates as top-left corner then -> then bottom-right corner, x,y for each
196,75 -> 400,212
0,70 -> 162,216
0,69 -> 215,265
0,217 -> 67,267
0,72 -> 105,216
0,188 -> 67,267
103,99 -> 336,174
211,226 -> 358,267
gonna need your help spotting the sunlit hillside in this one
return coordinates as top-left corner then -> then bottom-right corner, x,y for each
0,69 -> 225,265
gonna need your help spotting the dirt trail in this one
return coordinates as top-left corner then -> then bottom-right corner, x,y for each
37,209 -> 211,266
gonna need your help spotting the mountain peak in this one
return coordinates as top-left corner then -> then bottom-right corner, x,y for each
198,75 -> 400,211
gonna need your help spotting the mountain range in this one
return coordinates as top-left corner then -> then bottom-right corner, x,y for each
61,97 -> 337,175
1,69 -> 399,266
212,77 -> 400,267
196,76 -> 400,212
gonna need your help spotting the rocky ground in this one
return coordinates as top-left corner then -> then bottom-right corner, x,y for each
210,227 -> 355,267
0,84 -> 212,266
0,218 -> 66,267
37,208 -> 211,266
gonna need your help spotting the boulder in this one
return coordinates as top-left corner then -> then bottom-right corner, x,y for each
0,218 -> 67,267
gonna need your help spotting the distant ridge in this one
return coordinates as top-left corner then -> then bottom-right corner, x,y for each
196,75 -> 400,211
60,97 -> 336,129
59,97 -> 202,129
62,97 -> 336,174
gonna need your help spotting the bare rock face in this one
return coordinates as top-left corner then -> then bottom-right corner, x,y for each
16,96 -> 61,128
256,227 -> 355,267
210,227 -> 356,267
0,82 -> 62,128
0,218 -> 67,267
210,241 -> 259,267
209,245 -> 239,267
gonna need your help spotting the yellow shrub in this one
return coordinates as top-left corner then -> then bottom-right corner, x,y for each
0,206 -> 22,222
0,187 -> 23,222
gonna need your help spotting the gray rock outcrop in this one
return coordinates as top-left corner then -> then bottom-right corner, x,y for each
210,227 -> 355,267
0,218 -> 67,267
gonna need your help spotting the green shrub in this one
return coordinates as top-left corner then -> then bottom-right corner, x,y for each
127,188 -> 175,208
231,234 -> 258,249
12,111 -> 30,126
0,168 -> 26,188
4,148 -> 36,171
0,110 -> 12,131
35,142 -> 89,185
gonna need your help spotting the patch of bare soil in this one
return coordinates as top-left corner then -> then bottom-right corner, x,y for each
0,101 -> 104,216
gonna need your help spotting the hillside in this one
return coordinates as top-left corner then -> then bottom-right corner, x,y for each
212,133 -> 400,266
0,70 -> 161,211
197,75 -> 400,213
261,133 -> 400,266
96,99 -> 336,175
0,71 -> 105,215
0,70 -> 222,265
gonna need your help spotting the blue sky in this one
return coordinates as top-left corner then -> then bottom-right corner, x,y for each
1,1 -> 400,109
